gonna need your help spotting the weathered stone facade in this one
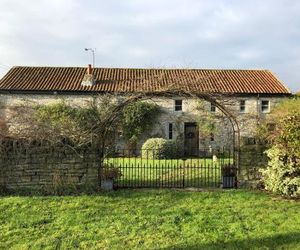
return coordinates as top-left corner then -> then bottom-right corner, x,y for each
0,93 -> 285,151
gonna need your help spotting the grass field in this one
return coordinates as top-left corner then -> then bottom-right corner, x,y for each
1,190 -> 300,249
104,157 -> 233,188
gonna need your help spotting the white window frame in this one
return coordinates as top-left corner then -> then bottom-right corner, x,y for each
261,100 -> 270,113
174,99 -> 183,112
239,100 -> 246,113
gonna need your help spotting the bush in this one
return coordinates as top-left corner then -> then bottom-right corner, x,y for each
100,163 -> 122,180
260,147 -> 300,198
141,138 -> 178,159
259,110 -> 300,198
258,97 -> 300,143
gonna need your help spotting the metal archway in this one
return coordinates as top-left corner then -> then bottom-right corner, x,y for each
142,91 -> 241,170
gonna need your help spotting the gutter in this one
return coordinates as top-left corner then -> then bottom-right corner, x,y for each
0,89 -> 293,97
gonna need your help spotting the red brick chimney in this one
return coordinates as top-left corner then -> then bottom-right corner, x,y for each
87,64 -> 92,74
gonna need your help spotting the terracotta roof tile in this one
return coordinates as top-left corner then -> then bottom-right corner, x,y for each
0,66 -> 291,94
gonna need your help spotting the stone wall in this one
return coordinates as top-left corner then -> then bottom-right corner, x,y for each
0,136 -> 272,191
238,137 -> 268,188
0,143 -> 100,193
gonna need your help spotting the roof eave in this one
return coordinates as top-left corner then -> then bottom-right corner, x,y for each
0,89 -> 292,97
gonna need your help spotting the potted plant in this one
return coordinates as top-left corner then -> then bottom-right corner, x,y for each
221,164 -> 236,188
100,163 -> 121,191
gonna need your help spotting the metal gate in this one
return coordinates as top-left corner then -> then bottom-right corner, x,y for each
103,147 -> 236,189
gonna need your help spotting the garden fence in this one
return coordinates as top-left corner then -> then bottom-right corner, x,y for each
103,147 -> 237,189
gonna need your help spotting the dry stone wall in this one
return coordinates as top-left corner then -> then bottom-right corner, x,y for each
238,137 -> 268,188
0,142 -> 100,193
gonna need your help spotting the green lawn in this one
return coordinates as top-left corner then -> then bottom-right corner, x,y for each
1,190 -> 300,249
104,157 -> 233,188
105,157 -> 233,168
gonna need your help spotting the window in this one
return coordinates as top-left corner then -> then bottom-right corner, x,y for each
261,100 -> 270,113
240,100 -> 246,113
168,123 -> 173,139
210,103 -> 216,112
210,133 -> 215,142
174,100 -> 182,111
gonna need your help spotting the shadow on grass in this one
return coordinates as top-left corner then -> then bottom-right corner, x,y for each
162,232 -> 300,250
115,177 -> 221,189
0,187 -> 203,199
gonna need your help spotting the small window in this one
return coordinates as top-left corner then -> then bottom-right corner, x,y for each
240,100 -> 246,113
168,123 -> 173,139
261,100 -> 270,113
210,103 -> 216,112
210,133 -> 214,142
174,100 -> 182,111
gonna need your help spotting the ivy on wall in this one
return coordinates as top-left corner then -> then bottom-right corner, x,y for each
121,101 -> 159,144
34,99 -> 118,147
194,100 -> 218,139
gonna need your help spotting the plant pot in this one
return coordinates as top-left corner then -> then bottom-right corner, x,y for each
101,179 -> 114,191
222,176 -> 236,188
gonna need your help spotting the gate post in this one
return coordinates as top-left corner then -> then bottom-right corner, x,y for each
182,159 -> 185,188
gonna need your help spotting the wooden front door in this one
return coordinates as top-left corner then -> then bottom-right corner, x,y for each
184,122 -> 199,156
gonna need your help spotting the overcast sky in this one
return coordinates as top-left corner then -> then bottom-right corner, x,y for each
0,0 -> 299,92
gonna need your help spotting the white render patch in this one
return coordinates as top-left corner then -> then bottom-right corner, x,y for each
81,74 -> 95,86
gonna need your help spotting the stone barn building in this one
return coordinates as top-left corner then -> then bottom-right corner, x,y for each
0,66 -> 291,155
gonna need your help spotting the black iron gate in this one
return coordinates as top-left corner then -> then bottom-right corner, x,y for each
103,148 -> 236,189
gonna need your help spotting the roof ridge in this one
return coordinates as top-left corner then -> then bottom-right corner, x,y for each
11,66 -> 270,71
